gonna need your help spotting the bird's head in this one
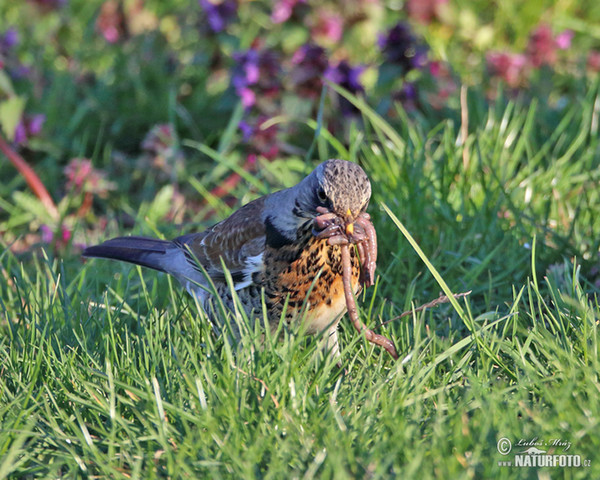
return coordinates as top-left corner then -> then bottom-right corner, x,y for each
264,159 -> 372,244
311,159 -> 372,225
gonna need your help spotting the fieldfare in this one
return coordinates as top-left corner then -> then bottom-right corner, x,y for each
83,159 -> 377,357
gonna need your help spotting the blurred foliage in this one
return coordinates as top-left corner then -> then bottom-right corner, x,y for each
0,0 -> 599,249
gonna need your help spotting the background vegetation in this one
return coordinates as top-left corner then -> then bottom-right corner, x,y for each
1,0 -> 599,478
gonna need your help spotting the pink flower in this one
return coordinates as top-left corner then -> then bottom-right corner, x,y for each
141,124 -> 175,155
555,30 -> 574,50
64,158 -> 114,197
40,224 -> 72,247
527,24 -> 557,68
429,60 -> 442,77
486,52 -> 528,88
271,0 -> 305,24
588,50 -> 600,72
96,0 -> 125,44
311,10 -> 343,44
239,87 -> 256,108
406,0 -> 448,24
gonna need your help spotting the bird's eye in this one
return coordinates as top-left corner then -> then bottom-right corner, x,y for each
317,188 -> 328,203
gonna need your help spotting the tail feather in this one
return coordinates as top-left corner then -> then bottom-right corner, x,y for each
83,236 -> 175,273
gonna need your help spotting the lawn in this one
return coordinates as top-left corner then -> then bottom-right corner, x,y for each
1,1 -> 600,478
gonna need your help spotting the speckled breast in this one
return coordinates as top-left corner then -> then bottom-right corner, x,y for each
260,233 -> 361,333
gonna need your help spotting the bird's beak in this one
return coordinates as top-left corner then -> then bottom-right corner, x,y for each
345,208 -> 354,235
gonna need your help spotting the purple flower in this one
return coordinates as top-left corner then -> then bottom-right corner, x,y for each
14,114 -> 46,145
325,60 -> 364,116
14,122 -> 27,145
28,114 -> 45,136
29,0 -> 67,11
232,49 -> 260,90
230,48 -> 281,108
10,64 -> 32,79
238,120 -> 254,140
199,0 -> 237,33
290,44 -> 329,99
326,60 -> 364,92
378,22 -> 428,72
393,83 -> 418,111
40,225 -> 54,244
0,28 -> 18,54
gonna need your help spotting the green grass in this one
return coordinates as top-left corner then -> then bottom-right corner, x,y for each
2,83 -> 600,478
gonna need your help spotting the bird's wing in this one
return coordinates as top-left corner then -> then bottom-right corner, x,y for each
173,196 -> 267,289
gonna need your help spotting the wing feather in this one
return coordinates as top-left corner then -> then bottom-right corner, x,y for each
173,197 -> 267,285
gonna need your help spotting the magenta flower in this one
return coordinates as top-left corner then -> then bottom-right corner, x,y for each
429,60 -> 442,77
199,0 -> 237,33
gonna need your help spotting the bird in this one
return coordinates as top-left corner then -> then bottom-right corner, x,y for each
83,159 -> 374,357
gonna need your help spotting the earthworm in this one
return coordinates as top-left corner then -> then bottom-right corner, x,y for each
340,244 -> 399,360
313,209 -> 376,288
313,208 -> 397,359
354,214 -> 377,288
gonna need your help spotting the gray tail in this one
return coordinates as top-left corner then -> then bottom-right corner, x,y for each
83,236 -> 175,273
